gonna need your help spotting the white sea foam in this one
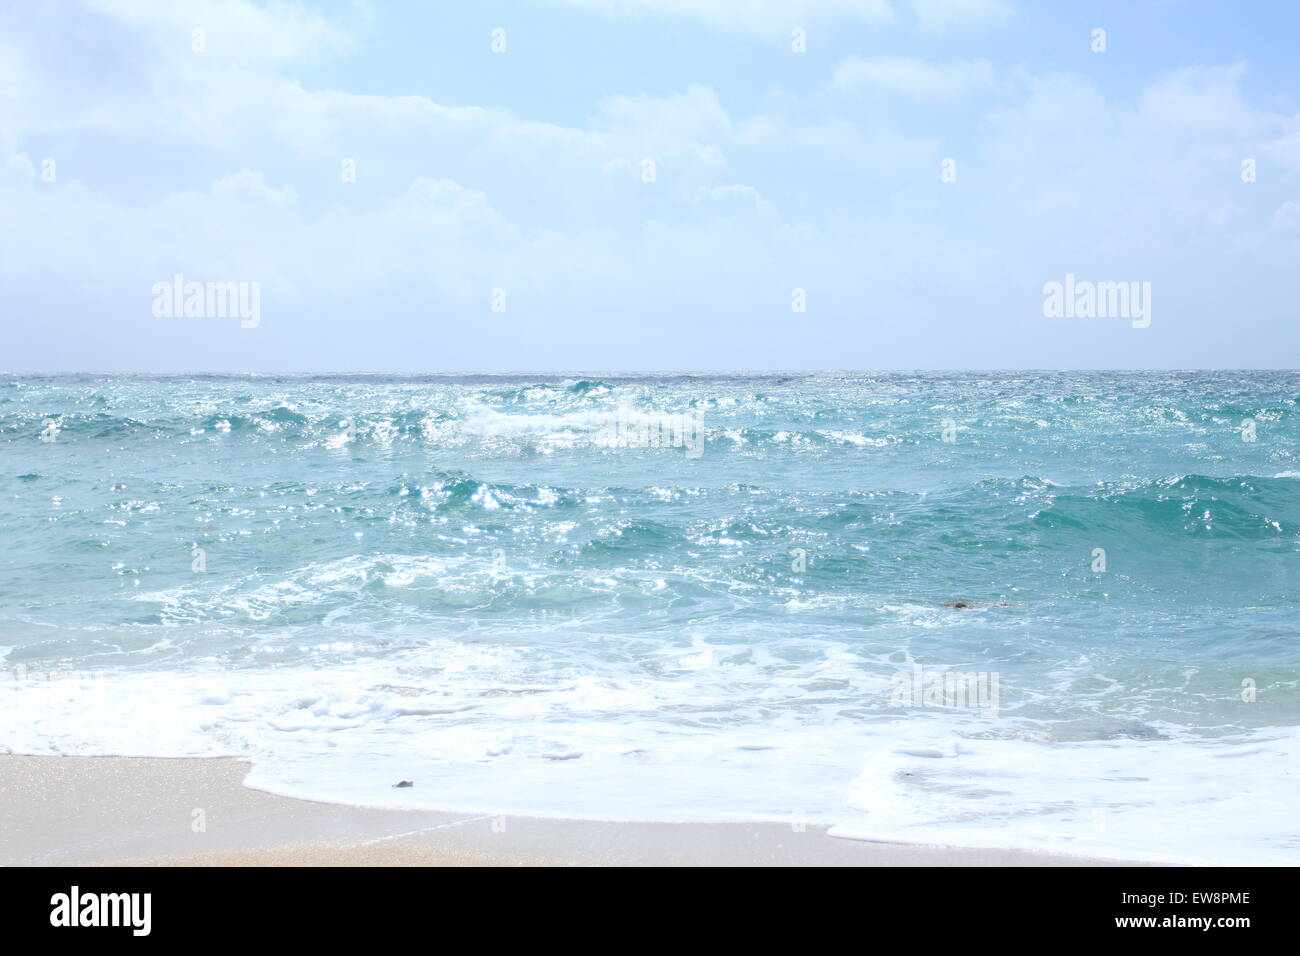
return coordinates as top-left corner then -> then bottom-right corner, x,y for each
2,663 -> 1297,863
830,728 -> 1300,864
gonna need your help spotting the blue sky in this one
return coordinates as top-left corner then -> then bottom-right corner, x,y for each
2,0 -> 1298,371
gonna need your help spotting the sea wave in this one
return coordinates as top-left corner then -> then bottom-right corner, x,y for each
2,372 -> 1298,861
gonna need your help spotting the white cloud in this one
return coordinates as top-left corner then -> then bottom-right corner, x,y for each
86,0 -> 356,65
593,86 -> 731,141
1271,201 -> 1300,232
211,168 -> 298,204
1137,63 -> 1257,135
2,2 -> 1298,370
0,44 -> 26,130
906,0 -> 1013,32
695,184 -> 778,217
544,0 -> 1014,34
541,0 -> 895,33
832,56 -> 995,100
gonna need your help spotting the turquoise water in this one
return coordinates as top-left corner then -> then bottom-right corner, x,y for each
2,372 -> 1298,861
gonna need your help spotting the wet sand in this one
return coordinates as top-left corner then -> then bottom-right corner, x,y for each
0,754 -> 1145,866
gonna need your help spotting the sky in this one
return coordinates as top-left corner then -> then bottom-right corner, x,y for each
1,0 -> 1298,372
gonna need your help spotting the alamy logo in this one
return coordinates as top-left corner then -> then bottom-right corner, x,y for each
152,274 -> 261,328
50,886 -> 151,936
595,405 -> 705,458
1042,273 -> 1151,328
889,664 -> 1000,717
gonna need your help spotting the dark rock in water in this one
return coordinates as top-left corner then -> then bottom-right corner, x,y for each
1053,721 -> 1166,742
1097,724 -> 1164,741
942,601 -> 973,609
393,780 -> 414,788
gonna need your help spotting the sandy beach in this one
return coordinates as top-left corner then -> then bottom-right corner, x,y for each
0,755 -> 1144,867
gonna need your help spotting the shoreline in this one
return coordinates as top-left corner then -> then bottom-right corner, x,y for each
0,754 -> 1148,866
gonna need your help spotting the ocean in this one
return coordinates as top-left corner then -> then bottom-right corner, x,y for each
2,371 -> 1297,863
